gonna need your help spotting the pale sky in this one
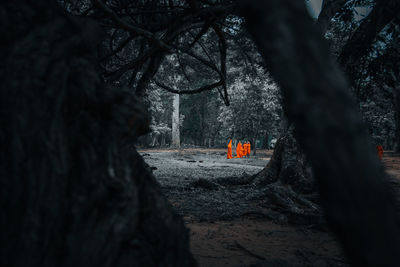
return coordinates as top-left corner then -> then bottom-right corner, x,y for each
306,0 -> 323,18
306,0 -> 371,20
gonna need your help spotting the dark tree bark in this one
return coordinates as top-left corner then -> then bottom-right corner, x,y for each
395,85 -> 400,153
317,0 -> 347,34
253,0 -> 349,193
0,2 -> 194,266
252,128 -> 318,224
254,0 -> 400,222
243,0 -> 400,265
254,116 -> 314,218
390,30 -> 400,153
253,128 -> 314,194
252,0 -> 347,209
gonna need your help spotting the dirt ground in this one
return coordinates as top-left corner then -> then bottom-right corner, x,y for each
139,148 -> 400,267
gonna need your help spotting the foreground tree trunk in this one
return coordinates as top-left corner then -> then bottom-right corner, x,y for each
0,2 -> 194,266
243,0 -> 400,265
253,0 -> 400,224
394,85 -> 400,153
392,29 -> 400,153
252,0 -> 355,207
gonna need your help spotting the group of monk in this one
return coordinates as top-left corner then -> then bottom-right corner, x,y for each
227,139 -> 251,159
228,139 -> 384,160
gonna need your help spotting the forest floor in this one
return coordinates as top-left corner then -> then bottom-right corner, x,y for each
139,148 -> 400,267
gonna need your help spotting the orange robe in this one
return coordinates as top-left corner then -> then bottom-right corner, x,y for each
227,140 -> 233,159
377,145 -> 384,160
242,143 -> 247,157
247,143 -> 251,156
236,142 -> 243,158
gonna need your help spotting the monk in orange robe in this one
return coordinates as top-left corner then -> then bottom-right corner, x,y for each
247,141 -> 251,156
377,145 -> 384,160
242,142 -> 247,157
227,139 -> 233,159
236,141 -> 243,158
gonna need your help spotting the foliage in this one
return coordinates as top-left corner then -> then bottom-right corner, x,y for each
324,0 -> 400,148
218,69 -> 281,146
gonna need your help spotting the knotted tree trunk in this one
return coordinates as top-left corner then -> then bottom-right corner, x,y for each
243,0 -> 400,265
252,127 -> 319,224
0,2 -> 194,266
254,128 -> 314,193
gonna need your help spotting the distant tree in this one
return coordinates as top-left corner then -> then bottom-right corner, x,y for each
137,82 -> 173,147
181,90 -> 222,146
171,93 -> 181,148
218,70 -> 281,153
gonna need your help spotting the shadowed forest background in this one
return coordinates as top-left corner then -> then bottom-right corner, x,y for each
1,0 -> 400,266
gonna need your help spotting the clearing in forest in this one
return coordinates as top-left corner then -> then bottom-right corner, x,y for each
139,149 -> 400,266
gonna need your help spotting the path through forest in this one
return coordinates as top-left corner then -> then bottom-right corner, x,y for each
140,148 -> 400,266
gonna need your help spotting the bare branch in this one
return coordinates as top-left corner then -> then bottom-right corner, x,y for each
153,79 -> 223,94
317,0 -> 347,34
212,24 -> 229,105
339,0 -> 400,85
93,0 -> 172,51
176,51 -> 193,84
135,53 -> 165,96
101,33 -> 135,62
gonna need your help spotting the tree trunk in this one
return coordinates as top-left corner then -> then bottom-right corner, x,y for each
252,138 -> 257,155
243,1 -> 400,265
251,128 -> 319,225
263,133 -> 270,149
161,134 -> 166,146
394,85 -> 400,153
171,94 -> 180,148
0,2 -> 194,266
150,133 -> 158,147
254,128 -> 315,194
317,0 -> 347,34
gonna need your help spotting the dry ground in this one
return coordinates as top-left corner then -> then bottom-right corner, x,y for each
139,148 -> 400,267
